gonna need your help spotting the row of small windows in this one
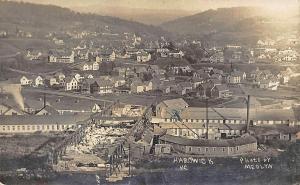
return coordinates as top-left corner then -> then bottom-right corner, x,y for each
174,129 -> 241,135
187,146 -> 239,152
1,124 -> 75,131
164,118 -> 246,124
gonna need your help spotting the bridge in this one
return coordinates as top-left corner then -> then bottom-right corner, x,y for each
28,99 -> 154,179
104,105 -> 153,178
46,100 -> 121,164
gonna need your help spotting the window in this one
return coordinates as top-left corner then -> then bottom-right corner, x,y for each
213,147 -> 216,152
22,126 -> 25,130
222,148 -> 225,152
198,147 -> 201,152
7,126 -> 10,131
2,126 -> 5,131
27,126 -> 30,130
52,125 -> 55,130
179,129 -> 182,136
205,148 -> 208,152
189,147 -> 192,152
236,146 -> 239,151
12,126 -> 15,131
37,125 -> 40,130
17,126 -> 20,130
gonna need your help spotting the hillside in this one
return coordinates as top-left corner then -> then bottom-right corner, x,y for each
160,7 -> 297,44
0,1 -> 166,38
71,6 -> 194,25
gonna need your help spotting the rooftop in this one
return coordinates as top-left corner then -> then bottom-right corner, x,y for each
159,134 -> 257,147
161,98 -> 189,110
0,115 -> 90,125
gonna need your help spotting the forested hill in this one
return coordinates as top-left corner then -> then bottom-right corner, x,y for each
0,1 -> 166,37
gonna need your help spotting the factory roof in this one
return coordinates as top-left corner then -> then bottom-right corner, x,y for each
254,109 -> 296,121
158,122 -> 246,131
159,98 -> 189,110
159,134 -> 257,147
180,107 -> 248,120
0,115 -> 90,125
160,105 -> 298,121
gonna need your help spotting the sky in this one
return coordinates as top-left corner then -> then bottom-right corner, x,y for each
10,0 -> 299,11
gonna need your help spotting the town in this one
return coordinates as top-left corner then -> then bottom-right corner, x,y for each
0,1 -> 300,185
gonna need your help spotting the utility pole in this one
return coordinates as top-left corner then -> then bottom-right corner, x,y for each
128,144 -> 131,177
246,95 -> 250,133
206,98 -> 209,139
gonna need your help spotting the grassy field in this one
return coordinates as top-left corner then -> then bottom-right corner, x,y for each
1,38 -> 56,52
0,135 -> 55,157
0,40 -> 20,56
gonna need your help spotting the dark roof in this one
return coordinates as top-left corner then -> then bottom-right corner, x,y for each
254,109 -> 296,121
94,78 -> 114,87
252,125 -> 300,135
213,84 -> 229,92
0,115 -> 90,125
160,106 -> 299,121
159,134 -> 257,147
35,105 -> 59,115
180,107 -> 247,120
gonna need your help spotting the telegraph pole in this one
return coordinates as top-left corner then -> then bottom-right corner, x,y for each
206,98 -> 209,139
128,144 -> 131,177
246,95 -> 250,133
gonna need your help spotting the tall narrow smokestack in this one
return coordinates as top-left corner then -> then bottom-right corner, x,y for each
43,93 -> 46,109
206,98 -> 209,139
246,95 -> 250,133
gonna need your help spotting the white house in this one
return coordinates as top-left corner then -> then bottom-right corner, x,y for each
257,38 -> 275,46
73,73 -> 82,82
20,76 -> 33,86
137,51 -> 151,62
92,103 -> 102,113
34,76 -> 44,87
80,61 -> 99,71
49,51 -> 75,63
169,50 -> 184,58
26,50 -> 42,61
210,52 -> 224,63
130,81 -> 153,93
226,71 -> 246,84
64,77 -> 79,91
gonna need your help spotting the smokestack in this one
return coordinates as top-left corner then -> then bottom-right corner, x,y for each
246,95 -> 250,133
43,93 -> 46,109
206,98 -> 209,139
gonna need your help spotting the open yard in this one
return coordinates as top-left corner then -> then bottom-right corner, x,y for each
0,134 -> 60,157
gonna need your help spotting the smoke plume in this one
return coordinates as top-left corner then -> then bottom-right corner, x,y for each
1,84 -> 25,110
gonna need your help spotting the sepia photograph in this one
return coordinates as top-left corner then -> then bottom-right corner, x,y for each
0,0 -> 300,184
